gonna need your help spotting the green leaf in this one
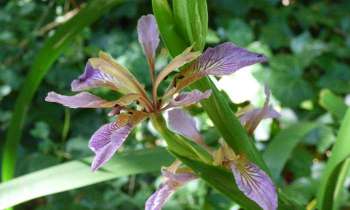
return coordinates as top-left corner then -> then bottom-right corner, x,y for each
152,0 -> 188,56
173,0 -> 208,51
1,0 -> 124,181
317,108 -> 350,210
333,158 -> 350,210
319,89 -> 348,121
263,122 -> 317,181
0,148 -> 173,209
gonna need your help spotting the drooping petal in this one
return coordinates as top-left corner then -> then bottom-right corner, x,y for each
230,158 -> 278,210
45,91 -> 116,108
145,184 -> 174,210
194,42 -> 267,76
137,14 -> 160,70
166,89 -> 211,109
240,87 -> 280,134
145,169 -> 196,210
239,106 -> 280,125
89,122 -> 132,171
167,109 -> 203,144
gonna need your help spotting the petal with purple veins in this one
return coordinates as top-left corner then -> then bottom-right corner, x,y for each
194,42 -> 267,76
166,89 -> 211,109
137,14 -> 160,70
88,52 -> 146,95
145,184 -> 174,210
230,158 -> 278,210
89,122 -> 132,171
167,109 -> 203,144
71,63 -> 121,92
45,91 -> 116,108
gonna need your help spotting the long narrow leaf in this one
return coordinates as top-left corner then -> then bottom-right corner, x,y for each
263,122 -> 317,180
2,0 -> 123,181
317,108 -> 350,210
0,148 -> 173,209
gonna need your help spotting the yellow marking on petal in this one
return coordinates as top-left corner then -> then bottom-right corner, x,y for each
114,93 -> 140,106
213,147 -> 225,166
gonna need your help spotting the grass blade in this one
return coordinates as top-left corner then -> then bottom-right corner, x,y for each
0,148 -> 173,209
263,122 -> 317,180
2,0 -> 123,181
317,108 -> 350,210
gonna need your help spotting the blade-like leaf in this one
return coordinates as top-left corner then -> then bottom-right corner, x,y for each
173,0 -> 208,51
317,108 -> 350,210
2,0 -> 123,181
263,122 -> 317,181
0,148 -> 173,209
152,0 -> 188,56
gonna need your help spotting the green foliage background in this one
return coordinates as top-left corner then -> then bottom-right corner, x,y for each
0,0 -> 350,209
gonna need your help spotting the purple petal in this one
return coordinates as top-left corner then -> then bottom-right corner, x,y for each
71,63 -> 120,92
145,184 -> 174,210
195,42 -> 267,76
162,169 -> 197,184
45,91 -> 115,108
230,160 -> 278,210
167,109 -> 203,143
137,14 -> 160,68
240,87 -> 280,133
240,106 -> 280,125
89,122 -> 132,171
167,89 -> 211,108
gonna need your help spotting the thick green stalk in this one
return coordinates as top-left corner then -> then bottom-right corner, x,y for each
191,78 -> 268,171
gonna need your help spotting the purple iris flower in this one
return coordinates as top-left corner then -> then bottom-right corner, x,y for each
45,14 -> 266,172
145,167 -> 197,210
168,109 -> 278,210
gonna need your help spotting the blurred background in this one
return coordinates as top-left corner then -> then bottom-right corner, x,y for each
1,0 -> 350,209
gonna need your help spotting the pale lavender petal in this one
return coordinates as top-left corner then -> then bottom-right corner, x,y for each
230,160 -> 278,210
162,169 -> 197,184
195,42 -> 267,76
167,109 -> 203,143
240,86 -> 280,133
89,122 -> 132,171
71,63 -> 119,92
240,106 -> 280,125
145,184 -> 174,210
137,14 -> 160,68
45,91 -> 115,108
167,89 -> 211,108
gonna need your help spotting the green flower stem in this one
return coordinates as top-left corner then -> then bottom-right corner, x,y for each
191,77 -> 268,171
150,114 -> 212,164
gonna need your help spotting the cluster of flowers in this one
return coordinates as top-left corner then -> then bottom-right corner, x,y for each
46,14 -> 279,210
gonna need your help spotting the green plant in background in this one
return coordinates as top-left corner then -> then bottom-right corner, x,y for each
1,0 -> 350,210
